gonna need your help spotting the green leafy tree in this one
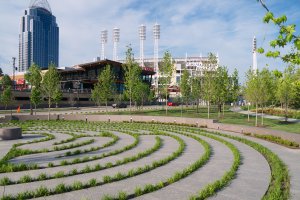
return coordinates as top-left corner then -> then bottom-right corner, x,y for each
214,66 -> 229,118
41,64 -> 61,120
228,68 -> 240,106
91,65 -> 115,114
25,64 -> 43,114
259,68 -> 276,125
0,74 -> 12,89
0,75 -> 13,113
276,66 -> 297,122
203,53 -> 218,119
30,87 -> 42,115
159,51 -> 174,115
91,84 -> 101,107
244,69 -> 262,126
133,82 -> 150,109
180,69 -> 191,107
1,86 -> 13,111
257,1 -> 300,65
53,88 -> 62,108
0,68 -> 3,77
191,77 -> 202,113
123,46 -> 142,113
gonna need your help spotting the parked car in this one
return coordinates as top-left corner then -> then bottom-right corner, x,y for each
112,103 -> 127,108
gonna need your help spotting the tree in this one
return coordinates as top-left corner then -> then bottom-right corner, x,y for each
276,66 -> 296,122
180,69 -> 191,107
91,65 -> 115,114
0,86 -> 13,111
0,68 -> 3,77
0,75 -> 12,89
244,69 -> 262,126
228,68 -> 240,106
0,75 -> 13,114
213,66 -> 229,118
53,88 -> 62,108
25,64 -> 42,115
257,1 -> 300,65
133,82 -> 151,109
41,64 -> 61,120
191,77 -> 202,113
123,46 -> 142,113
202,53 -> 218,119
25,64 -> 42,88
91,84 -> 101,107
159,51 -> 174,115
30,87 -> 42,115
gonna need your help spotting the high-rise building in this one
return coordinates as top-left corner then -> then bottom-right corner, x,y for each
19,0 -> 59,72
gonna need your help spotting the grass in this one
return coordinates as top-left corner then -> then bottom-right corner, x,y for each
93,106 -> 300,134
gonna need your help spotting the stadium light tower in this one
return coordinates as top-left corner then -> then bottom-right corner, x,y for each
139,24 -> 146,67
113,27 -> 120,61
253,36 -> 258,72
101,30 -> 108,60
153,23 -> 160,92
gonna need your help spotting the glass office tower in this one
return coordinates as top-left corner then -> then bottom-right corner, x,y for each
19,0 -> 59,71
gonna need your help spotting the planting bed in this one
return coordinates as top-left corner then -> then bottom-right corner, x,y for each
0,120 -> 298,200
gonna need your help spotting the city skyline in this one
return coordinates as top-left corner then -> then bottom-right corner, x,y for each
0,0 -> 299,78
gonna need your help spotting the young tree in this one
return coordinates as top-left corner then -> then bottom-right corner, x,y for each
0,67 -> 3,77
191,77 -> 202,113
25,64 -> 42,114
159,51 -> 174,115
41,64 -> 61,120
91,65 -> 115,114
123,46 -> 142,113
30,87 -> 42,115
228,68 -> 240,107
180,69 -> 191,107
53,88 -> 62,108
202,53 -> 218,119
214,66 -> 229,118
133,82 -> 150,109
0,75 -> 13,114
276,66 -> 296,122
259,68 -> 276,125
244,69 -> 262,126
91,84 -> 101,107
0,75 -> 12,89
1,86 -> 13,111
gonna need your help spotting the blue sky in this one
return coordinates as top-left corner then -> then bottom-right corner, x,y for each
0,0 -> 299,80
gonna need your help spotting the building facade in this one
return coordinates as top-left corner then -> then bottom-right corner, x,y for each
19,0 -> 59,72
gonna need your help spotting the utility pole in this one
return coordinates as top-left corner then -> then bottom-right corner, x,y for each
12,57 -> 16,90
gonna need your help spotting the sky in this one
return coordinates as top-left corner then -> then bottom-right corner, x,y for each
0,0 -> 299,81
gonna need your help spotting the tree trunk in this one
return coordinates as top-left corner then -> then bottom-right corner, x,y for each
196,99 -> 199,113
285,103 -> 288,122
30,103 -> 33,115
207,101 -> 210,119
35,105 -> 37,116
248,104 -> 250,122
48,97 -> 51,121
261,105 -> 264,126
165,89 -> 168,116
255,102 -> 258,127
105,101 -> 108,116
223,103 -> 225,117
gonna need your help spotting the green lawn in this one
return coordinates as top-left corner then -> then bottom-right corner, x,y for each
99,106 -> 300,134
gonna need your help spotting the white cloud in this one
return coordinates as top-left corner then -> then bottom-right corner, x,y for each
0,0 -> 299,82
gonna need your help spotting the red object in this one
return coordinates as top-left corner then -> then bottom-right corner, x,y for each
168,102 -> 177,106
17,106 -> 21,113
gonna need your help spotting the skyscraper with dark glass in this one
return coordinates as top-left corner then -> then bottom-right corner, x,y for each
19,0 -> 59,72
